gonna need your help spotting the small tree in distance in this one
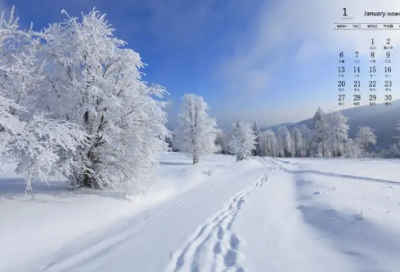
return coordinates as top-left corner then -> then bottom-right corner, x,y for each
252,121 -> 262,156
215,129 -> 230,155
174,94 -> 218,164
356,126 -> 377,157
227,120 -> 256,161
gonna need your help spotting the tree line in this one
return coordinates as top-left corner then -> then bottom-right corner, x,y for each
172,98 -> 383,163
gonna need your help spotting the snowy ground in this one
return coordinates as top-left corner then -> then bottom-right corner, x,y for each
1,154 -> 400,272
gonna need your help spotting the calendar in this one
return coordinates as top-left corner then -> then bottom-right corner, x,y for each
335,8 -> 400,107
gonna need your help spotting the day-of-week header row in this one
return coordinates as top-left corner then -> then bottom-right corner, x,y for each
335,24 -> 400,29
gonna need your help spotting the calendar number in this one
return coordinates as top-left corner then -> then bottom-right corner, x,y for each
336,39 -> 395,107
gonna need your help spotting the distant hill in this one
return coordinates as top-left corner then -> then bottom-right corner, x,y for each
266,100 -> 400,149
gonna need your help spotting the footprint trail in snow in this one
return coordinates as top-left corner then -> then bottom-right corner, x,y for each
166,166 -> 274,272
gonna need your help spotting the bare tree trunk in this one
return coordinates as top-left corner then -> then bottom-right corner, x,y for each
193,152 -> 199,164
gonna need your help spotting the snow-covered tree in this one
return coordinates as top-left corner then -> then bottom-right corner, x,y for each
259,130 -> 277,157
276,127 -> 285,157
387,144 -> 399,158
30,9 -> 169,192
0,8 -> 88,190
325,111 -> 349,157
215,129 -> 230,155
0,7 -> 42,140
379,144 -> 400,158
276,126 -> 292,157
298,125 -> 313,157
0,7 -> 27,144
259,132 -> 268,157
394,120 -> 400,146
311,107 -> 329,157
291,126 -> 303,157
252,121 -> 262,156
165,134 -> 177,152
227,120 -> 256,161
174,94 -> 218,164
355,126 -> 377,157
344,138 -> 361,158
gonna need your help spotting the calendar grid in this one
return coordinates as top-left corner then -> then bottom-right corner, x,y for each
337,38 -> 394,107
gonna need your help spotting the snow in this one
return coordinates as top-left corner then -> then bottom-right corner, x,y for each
234,170 -> 355,272
1,154 -> 400,271
253,158 -> 400,271
0,153 -> 264,272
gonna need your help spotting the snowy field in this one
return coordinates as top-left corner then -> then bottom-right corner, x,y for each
1,153 -> 400,272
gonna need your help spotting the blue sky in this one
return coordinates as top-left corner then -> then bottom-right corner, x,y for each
2,0 -> 400,129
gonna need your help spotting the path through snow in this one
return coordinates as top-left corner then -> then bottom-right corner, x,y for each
36,158 -> 269,272
166,166 -> 274,272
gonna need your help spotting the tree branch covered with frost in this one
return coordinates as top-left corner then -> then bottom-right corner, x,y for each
0,7 -> 90,191
11,115 -> 89,191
